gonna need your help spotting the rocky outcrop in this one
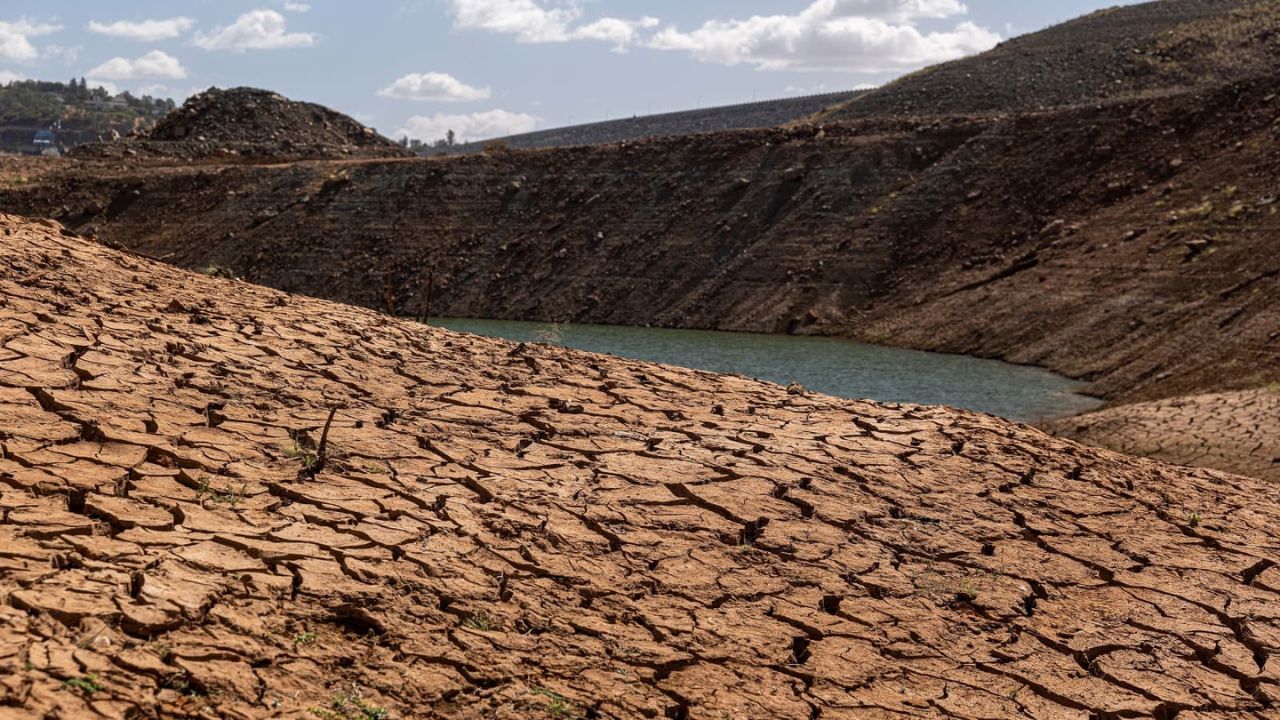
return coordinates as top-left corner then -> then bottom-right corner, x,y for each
2,213 -> 1278,717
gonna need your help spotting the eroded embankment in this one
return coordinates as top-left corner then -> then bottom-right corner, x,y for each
2,213 -> 1279,718
2,79 -> 1278,481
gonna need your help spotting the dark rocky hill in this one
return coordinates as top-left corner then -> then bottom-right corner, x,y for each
819,0 -> 1267,120
429,90 -> 866,154
72,87 -> 411,162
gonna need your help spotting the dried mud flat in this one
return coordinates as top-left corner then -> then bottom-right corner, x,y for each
1050,389 -> 1280,484
2,213 -> 1279,719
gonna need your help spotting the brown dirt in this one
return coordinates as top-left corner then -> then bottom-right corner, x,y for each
69,87 -> 411,163
1049,388 -> 1280,483
3,78 -> 1277,408
817,0 -> 1268,121
1,8 -> 1276,488
3,214 -> 1280,718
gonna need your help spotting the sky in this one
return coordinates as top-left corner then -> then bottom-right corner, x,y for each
1,0 -> 1144,143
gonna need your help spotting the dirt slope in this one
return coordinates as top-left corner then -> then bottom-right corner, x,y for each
1049,388 -> 1280,482
3,214 -> 1280,718
6,78 -> 1278,406
431,90 -> 867,155
70,87 -> 410,163
818,0 -> 1268,120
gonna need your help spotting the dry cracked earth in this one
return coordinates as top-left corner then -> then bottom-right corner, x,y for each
1,212 -> 1279,719
1051,390 -> 1280,485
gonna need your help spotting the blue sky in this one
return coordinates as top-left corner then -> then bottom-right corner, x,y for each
2,1 -> 1141,142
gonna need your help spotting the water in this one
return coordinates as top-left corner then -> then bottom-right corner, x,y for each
434,318 -> 1103,423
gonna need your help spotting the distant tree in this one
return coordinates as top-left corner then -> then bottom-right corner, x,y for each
446,129 -> 456,147
399,135 -> 409,147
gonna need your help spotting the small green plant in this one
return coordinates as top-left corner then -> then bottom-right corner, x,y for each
531,687 -> 577,719
293,631 -> 317,646
211,482 -> 249,508
284,441 -> 319,470
462,611 -> 493,631
311,691 -> 390,720
63,675 -> 103,696
194,474 -> 212,501
1187,512 -> 1202,528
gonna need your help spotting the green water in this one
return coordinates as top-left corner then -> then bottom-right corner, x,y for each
434,318 -> 1102,423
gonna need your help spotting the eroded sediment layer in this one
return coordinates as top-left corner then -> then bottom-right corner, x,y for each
2,214 -> 1278,718
1051,388 -> 1280,483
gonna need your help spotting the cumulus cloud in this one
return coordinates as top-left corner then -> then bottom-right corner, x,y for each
193,9 -> 317,51
396,109 -> 540,143
379,72 -> 490,102
282,1 -> 313,12
87,17 -> 196,42
0,69 -> 27,84
86,80 -> 120,95
646,0 -> 999,72
87,50 -> 187,80
449,0 -> 657,50
573,16 -> 659,52
0,19 -> 62,62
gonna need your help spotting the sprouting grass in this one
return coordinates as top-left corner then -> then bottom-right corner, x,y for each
195,474 -> 211,501
310,690 -> 391,720
283,441 -> 319,470
530,687 -> 577,719
63,675 -> 103,696
293,631 -> 317,647
211,481 -> 249,508
195,475 -> 248,508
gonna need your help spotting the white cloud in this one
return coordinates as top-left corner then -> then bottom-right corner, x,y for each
448,0 -> 657,50
43,44 -> 81,65
378,72 -> 490,102
87,50 -> 187,81
0,70 -> 27,84
396,109 -> 541,143
86,79 -> 120,95
87,17 -> 196,42
646,0 -> 999,73
572,16 -> 659,52
282,1 -> 313,12
193,9 -> 317,51
0,19 -> 62,62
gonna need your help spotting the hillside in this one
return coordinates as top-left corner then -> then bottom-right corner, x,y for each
426,90 -> 866,154
3,1 -> 1279,484
2,213 -> 1278,718
818,0 -> 1269,120
0,79 -> 174,155
71,87 -> 411,162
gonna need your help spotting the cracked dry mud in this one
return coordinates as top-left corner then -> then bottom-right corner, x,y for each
1,213 -> 1278,719
1049,390 -> 1280,484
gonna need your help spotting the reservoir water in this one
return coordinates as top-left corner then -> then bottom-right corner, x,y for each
434,318 -> 1102,423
